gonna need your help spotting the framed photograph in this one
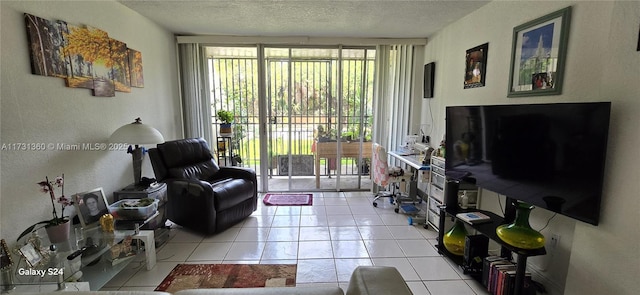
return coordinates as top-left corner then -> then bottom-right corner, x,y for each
637,22 -> 640,51
1,239 -> 13,269
18,242 -> 43,267
508,6 -> 572,97
74,187 -> 109,227
464,43 -> 489,89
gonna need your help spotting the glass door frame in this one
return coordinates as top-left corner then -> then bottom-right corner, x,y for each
204,44 -> 374,193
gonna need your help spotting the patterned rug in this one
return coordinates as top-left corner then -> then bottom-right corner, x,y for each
263,193 -> 313,206
155,264 -> 297,292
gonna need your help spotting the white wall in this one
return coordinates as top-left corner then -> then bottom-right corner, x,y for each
0,1 -> 182,243
421,1 -> 640,294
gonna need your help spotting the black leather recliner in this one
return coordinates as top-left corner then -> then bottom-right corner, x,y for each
148,138 -> 257,235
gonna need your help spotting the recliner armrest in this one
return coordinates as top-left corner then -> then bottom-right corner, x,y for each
162,178 -> 218,234
213,166 -> 257,183
165,178 -> 214,197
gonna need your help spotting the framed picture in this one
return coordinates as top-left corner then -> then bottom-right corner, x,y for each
1,239 -> 13,269
74,187 -> 109,227
508,6 -> 572,97
637,22 -> 640,51
464,43 -> 489,89
18,242 -> 43,267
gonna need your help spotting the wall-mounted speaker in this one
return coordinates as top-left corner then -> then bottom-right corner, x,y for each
423,62 -> 435,98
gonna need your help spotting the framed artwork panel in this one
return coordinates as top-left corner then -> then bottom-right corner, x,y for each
508,7 -> 572,97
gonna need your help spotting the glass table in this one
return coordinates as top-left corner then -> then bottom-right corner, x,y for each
3,223 -> 155,292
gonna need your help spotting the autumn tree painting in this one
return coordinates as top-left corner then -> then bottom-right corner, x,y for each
64,24 -> 95,89
24,13 -> 143,96
128,49 -> 144,88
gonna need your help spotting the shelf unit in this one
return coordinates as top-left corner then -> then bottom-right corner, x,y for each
438,207 -> 546,295
113,183 -> 170,247
426,152 -> 479,231
216,136 -> 234,166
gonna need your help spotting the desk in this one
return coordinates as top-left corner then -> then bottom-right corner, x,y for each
388,150 -> 430,200
388,150 -> 430,171
314,141 -> 372,188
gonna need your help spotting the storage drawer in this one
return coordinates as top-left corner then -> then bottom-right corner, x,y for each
429,196 -> 442,213
431,156 -> 445,169
430,183 -> 444,202
428,210 -> 440,230
431,165 -> 445,176
431,173 -> 445,189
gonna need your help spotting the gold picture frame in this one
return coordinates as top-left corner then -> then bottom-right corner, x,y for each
0,239 -> 13,270
18,242 -> 43,267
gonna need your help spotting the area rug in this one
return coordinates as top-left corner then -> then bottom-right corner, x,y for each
155,264 -> 297,292
263,193 -> 313,206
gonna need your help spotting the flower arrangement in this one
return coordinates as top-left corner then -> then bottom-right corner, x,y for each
38,174 -> 72,226
17,174 -> 73,241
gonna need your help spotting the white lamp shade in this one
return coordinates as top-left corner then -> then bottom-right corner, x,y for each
110,118 -> 164,145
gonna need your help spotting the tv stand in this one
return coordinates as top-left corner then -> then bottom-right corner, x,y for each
437,207 -> 546,295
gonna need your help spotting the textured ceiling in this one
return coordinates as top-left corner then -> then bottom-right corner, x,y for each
118,0 -> 491,38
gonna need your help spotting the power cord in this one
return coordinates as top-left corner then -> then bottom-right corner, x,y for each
537,213 -> 557,232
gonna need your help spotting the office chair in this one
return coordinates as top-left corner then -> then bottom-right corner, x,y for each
371,143 -> 412,213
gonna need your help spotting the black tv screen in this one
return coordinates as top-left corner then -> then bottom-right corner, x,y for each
445,102 -> 611,225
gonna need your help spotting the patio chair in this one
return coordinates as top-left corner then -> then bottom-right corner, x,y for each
371,143 -> 412,213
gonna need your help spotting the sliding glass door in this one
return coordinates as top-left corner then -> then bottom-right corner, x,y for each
205,46 -> 375,192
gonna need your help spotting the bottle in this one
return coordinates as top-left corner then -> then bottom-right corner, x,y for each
460,191 -> 469,209
438,139 -> 446,157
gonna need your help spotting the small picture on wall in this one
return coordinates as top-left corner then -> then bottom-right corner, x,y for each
637,22 -> 640,51
74,187 -> 109,227
532,73 -> 551,90
464,43 -> 489,89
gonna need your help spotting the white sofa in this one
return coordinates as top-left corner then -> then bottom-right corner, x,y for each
21,266 -> 412,295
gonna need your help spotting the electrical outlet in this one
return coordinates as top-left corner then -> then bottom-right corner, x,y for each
550,234 -> 560,249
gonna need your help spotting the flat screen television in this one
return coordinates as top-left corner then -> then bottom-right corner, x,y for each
445,102 -> 611,225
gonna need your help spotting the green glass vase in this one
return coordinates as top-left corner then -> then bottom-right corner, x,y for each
443,219 -> 468,256
496,202 -> 545,249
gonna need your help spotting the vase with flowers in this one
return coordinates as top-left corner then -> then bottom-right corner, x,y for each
17,174 -> 74,244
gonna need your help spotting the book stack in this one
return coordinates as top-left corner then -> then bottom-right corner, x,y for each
456,211 -> 491,224
482,256 -> 535,295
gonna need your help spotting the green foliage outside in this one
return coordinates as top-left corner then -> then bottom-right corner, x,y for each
209,48 -> 375,173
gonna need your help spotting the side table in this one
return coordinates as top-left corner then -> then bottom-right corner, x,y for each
113,182 -> 170,247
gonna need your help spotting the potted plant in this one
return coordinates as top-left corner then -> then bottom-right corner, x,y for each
17,174 -> 73,243
217,109 -> 234,134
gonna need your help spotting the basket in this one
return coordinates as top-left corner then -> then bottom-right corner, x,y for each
108,198 -> 159,220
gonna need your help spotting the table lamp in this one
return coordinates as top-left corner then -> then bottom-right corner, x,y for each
109,118 -> 164,185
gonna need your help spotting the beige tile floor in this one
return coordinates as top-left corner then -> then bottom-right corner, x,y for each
101,192 -> 489,294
